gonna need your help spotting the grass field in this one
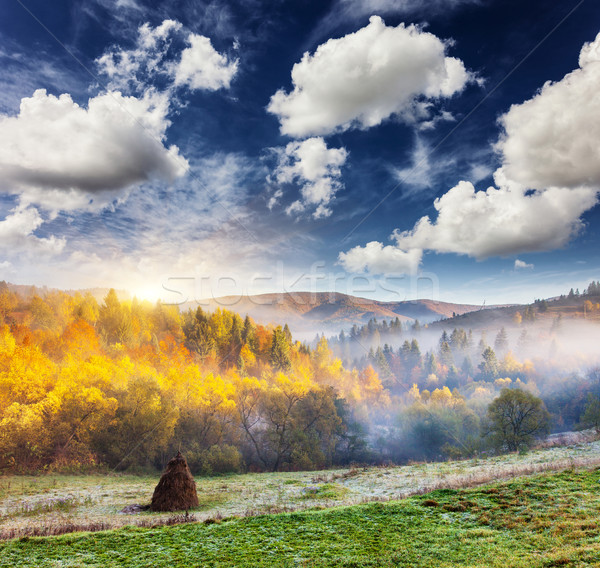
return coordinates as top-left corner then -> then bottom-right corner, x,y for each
1,438 -> 600,539
1,467 -> 600,567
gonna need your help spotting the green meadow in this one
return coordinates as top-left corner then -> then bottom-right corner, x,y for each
2,468 -> 600,567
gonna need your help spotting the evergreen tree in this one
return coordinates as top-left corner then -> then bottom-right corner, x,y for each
494,327 -> 509,354
183,307 -> 214,360
439,330 -> 449,348
283,323 -> 292,343
479,346 -> 499,380
270,326 -> 291,372
374,347 -> 392,379
424,352 -> 438,376
439,341 -> 454,367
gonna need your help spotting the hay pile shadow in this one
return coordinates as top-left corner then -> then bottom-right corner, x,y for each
150,452 -> 199,512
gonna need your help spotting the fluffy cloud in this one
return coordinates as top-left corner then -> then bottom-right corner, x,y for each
97,20 -> 238,94
338,241 -> 422,274
172,34 -> 238,91
393,181 -> 597,258
339,33 -> 600,273
497,32 -> 600,191
0,207 -> 65,256
270,137 -> 348,218
0,89 -> 187,211
268,16 -> 473,137
96,19 -> 182,92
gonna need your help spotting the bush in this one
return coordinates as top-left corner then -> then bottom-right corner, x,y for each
188,445 -> 243,475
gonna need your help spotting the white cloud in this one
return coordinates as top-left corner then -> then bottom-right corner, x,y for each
338,241 -> 422,274
270,137 -> 348,218
393,181 -> 597,258
0,88 -> 187,212
393,136 -> 456,195
97,20 -> 183,93
514,259 -> 534,270
0,207 -> 65,256
97,19 -> 238,94
339,33 -> 600,273
268,16 -> 474,137
267,189 -> 283,210
172,34 -> 238,91
497,32 -> 600,191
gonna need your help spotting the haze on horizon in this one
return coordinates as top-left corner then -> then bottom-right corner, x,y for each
1,0 -> 600,304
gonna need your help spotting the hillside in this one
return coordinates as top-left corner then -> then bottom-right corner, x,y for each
1,437 -> 598,538
186,292 -> 504,335
2,460 -> 600,566
430,292 -> 600,331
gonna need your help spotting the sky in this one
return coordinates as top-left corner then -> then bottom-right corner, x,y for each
0,0 -> 600,306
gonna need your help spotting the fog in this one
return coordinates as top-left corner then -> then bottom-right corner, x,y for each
320,308 -> 600,463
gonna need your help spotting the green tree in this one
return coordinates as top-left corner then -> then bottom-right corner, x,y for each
439,341 -> 454,367
485,388 -> 550,451
270,326 -> 291,372
478,346 -> 499,380
580,394 -> 600,432
183,307 -> 214,360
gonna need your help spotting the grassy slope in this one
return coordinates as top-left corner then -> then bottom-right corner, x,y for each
2,440 -> 600,536
2,469 -> 600,568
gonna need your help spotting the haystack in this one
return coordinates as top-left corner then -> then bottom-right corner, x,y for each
150,451 -> 199,512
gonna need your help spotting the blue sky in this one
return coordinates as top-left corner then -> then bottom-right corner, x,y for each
0,0 -> 599,305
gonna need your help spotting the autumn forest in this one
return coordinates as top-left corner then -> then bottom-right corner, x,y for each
1,282 -> 600,475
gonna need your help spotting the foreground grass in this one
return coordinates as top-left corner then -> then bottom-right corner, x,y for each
2,438 -> 600,538
1,468 -> 600,567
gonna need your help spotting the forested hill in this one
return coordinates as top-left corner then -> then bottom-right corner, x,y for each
429,283 -> 600,330
0,283 -> 391,474
187,292 -> 504,334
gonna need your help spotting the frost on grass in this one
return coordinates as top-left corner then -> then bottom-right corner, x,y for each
1,439 -> 600,538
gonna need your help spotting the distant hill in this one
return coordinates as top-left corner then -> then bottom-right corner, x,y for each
3,282 -> 129,302
429,293 -> 600,331
182,292 -> 507,335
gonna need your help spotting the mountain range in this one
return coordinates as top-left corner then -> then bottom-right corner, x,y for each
184,292 -> 511,336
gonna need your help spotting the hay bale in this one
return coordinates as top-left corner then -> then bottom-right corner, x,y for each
150,452 -> 199,512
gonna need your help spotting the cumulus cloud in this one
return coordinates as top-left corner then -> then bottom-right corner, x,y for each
0,207 -> 65,256
270,137 -> 348,218
96,19 -> 182,93
497,32 -> 600,191
0,88 -> 187,211
339,33 -> 600,274
338,241 -> 422,274
268,16 -> 473,137
172,34 -> 238,91
393,181 -> 597,258
514,259 -> 534,270
97,19 -> 238,94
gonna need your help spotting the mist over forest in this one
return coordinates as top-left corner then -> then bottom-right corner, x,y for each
1,279 -> 600,475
